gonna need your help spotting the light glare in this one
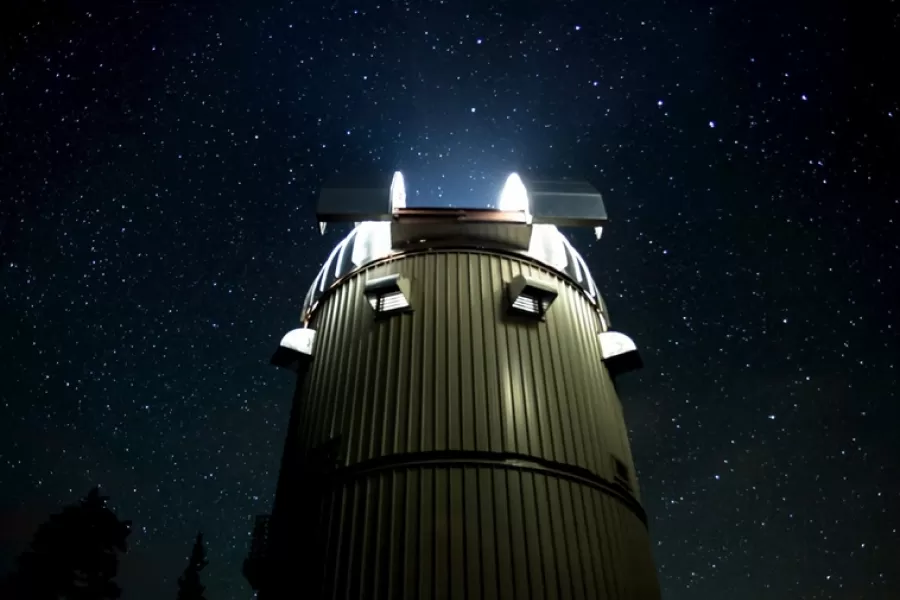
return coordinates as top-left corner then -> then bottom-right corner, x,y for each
498,173 -> 530,215
390,171 -> 406,211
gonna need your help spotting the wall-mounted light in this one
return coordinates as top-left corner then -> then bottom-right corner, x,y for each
364,273 -> 412,316
498,172 -> 530,219
271,328 -> 317,371
390,171 -> 406,212
507,274 -> 558,320
599,331 -> 643,376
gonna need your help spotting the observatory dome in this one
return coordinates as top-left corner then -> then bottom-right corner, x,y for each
301,221 -> 602,319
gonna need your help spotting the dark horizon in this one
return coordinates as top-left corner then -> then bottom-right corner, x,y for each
2,0 -> 898,598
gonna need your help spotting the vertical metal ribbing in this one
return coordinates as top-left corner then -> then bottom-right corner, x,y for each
312,468 -> 656,599
289,249 -> 660,599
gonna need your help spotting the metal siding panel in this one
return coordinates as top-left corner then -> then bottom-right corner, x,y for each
338,478 -> 358,598
434,254 -> 448,453
367,320 -> 385,462
331,286 -> 357,459
519,265 -> 545,459
540,474 -> 567,599
492,469 -> 515,599
572,286 -> 597,468
521,299 -> 543,458
595,481 -> 622,598
350,477 -> 371,598
421,255 -> 436,453
583,281 -> 614,475
463,468 -> 483,600
483,257 -> 504,454
320,485 -> 339,599
308,295 -> 329,446
408,264 -> 424,454
583,319 -> 604,471
309,468 -> 657,600
337,277 -> 362,448
514,264 -> 536,457
359,477 -> 377,597
458,255 -> 476,451
392,314 -> 411,456
372,475 -> 389,598
556,479 -> 583,598
580,297 -> 622,479
447,254 -> 462,451
465,254 -> 489,452
560,284 -> 595,472
546,268 -> 578,467
449,468 -> 465,600
585,486 -> 611,598
385,471 -> 403,600
504,259 -> 524,454
348,320 -> 370,463
577,482 -> 602,598
495,258 -> 516,453
318,288 -> 343,444
555,293 -> 579,468
529,302 -> 553,460
434,468 -> 449,600
522,471 -> 547,599
542,289 -> 568,465
301,298 -> 323,448
505,469 -> 530,600
477,469 -> 498,599
365,323 -> 384,462
379,316 -> 397,457
419,468 -> 434,599
601,493 -> 626,598
338,291 -> 360,462
288,249 -> 659,599
403,468 -> 419,599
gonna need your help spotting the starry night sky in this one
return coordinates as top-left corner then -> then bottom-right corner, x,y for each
2,1 -> 898,598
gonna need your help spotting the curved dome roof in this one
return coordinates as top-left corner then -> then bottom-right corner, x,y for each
302,222 -> 601,320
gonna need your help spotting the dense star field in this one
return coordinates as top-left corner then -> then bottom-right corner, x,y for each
1,1 -> 898,598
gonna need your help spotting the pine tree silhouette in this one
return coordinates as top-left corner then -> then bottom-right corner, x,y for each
2,486 -> 132,600
176,531 -> 209,600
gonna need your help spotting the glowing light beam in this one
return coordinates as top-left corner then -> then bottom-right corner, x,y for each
498,173 -> 530,216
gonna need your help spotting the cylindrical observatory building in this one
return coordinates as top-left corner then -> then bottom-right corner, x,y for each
243,172 -> 660,599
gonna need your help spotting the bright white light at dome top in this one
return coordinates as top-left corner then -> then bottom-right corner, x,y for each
498,173 -> 529,215
390,171 -> 406,211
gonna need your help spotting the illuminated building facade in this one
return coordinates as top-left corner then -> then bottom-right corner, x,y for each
244,173 -> 660,599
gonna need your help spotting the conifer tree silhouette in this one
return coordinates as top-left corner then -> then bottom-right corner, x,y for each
2,486 -> 131,600
176,531 -> 209,600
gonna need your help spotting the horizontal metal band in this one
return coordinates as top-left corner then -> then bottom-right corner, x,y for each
320,449 -> 648,527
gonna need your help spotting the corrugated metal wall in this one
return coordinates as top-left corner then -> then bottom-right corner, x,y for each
292,249 -> 659,599
316,468 -> 659,600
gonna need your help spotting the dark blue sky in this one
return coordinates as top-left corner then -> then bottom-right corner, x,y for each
2,1 -> 898,598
